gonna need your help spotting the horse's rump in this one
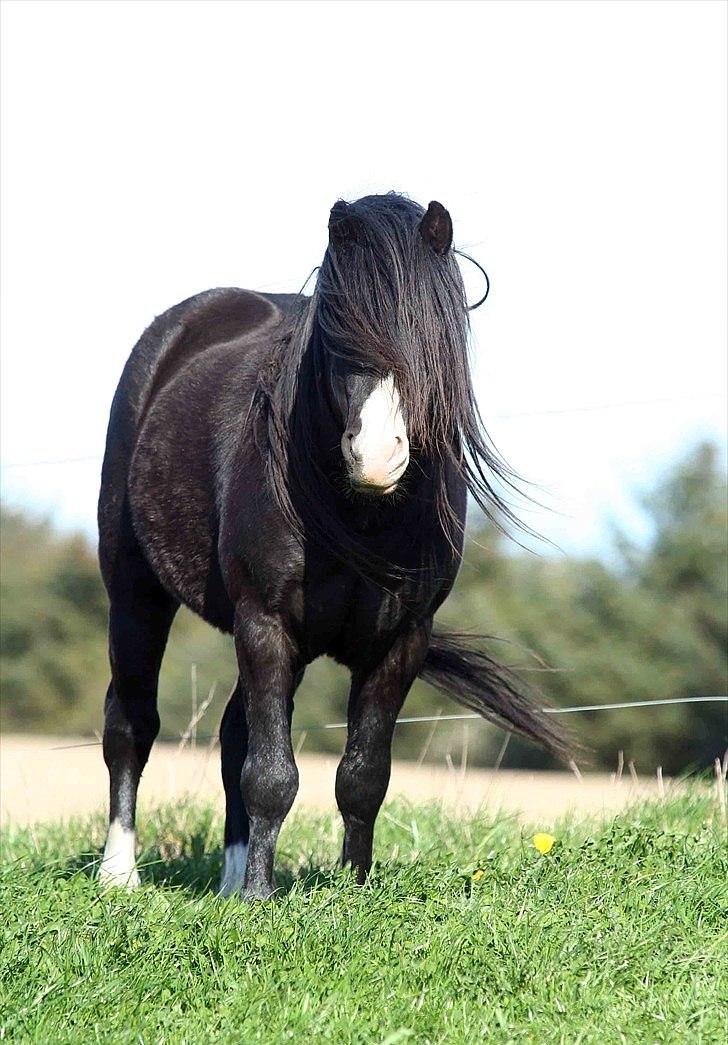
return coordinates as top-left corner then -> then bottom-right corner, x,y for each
97,288 -> 292,619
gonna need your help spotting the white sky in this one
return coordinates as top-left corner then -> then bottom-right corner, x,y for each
1,0 -> 726,557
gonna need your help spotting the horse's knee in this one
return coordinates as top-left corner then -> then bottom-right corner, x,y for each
241,750 -> 299,823
335,748 -> 390,824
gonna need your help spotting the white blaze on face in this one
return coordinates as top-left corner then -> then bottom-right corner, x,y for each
344,374 -> 409,489
99,820 -> 140,890
218,842 -> 249,897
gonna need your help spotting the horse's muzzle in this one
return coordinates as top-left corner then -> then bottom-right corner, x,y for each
342,434 -> 409,495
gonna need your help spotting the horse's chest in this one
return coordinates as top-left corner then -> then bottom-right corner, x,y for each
299,569 -> 409,664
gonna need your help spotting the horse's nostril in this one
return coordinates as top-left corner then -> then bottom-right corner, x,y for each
389,436 -> 407,464
342,431 -> 361,463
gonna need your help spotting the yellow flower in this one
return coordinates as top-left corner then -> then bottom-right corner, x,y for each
532,832 -> 556,855
471,869 -> 486,882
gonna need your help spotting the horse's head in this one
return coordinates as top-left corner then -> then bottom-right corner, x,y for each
322,196 -> 455,496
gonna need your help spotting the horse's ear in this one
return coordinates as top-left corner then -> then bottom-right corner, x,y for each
419,201 -> 453,255
329,200 -> 358,247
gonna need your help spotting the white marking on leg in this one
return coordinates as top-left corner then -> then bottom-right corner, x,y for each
218,842 -> 248,897
99,819 -> 140,890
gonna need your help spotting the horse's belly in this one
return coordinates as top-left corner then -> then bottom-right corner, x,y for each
128,401 -> 235,632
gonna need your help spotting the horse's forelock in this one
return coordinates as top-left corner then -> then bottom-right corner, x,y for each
315,194 -> 471,452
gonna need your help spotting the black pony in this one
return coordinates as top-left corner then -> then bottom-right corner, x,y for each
97,193 -> 568,898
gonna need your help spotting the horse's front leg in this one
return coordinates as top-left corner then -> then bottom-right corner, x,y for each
336,622 -> 431,883
234,601 -> 300,900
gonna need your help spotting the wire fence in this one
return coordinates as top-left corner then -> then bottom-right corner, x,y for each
2,392 -> 725,471
42,697 -> 728,818
49,694 -> 728,751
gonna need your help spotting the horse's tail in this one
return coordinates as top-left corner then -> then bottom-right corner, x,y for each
419,631 -> 573,762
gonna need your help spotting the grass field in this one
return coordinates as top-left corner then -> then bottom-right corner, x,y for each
2,793 -> 726,1043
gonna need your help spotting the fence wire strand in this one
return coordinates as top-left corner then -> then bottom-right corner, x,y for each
4,393 -> 725,470
48,695 -> 728,750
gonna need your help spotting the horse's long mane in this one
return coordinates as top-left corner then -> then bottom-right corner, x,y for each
257,193 -> 523,583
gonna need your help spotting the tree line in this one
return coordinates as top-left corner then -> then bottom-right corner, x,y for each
1,442 -> 725,774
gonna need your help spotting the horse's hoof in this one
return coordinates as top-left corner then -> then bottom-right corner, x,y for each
99,822 -> 139,890
98,865 -> 141,891
242,883 -> 275,901
218,842 -> 248,898
217,879 -> 243,899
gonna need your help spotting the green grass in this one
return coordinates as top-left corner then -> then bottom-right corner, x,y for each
1,794 -> 727,1043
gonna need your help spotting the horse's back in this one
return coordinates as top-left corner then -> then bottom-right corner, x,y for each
105,288 -> 287,448
98,287 -> 294,607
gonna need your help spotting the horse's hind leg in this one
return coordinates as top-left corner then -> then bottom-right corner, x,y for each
99,553 -> 177,888
218,679 -> 249,896
336,624 -> 430,883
